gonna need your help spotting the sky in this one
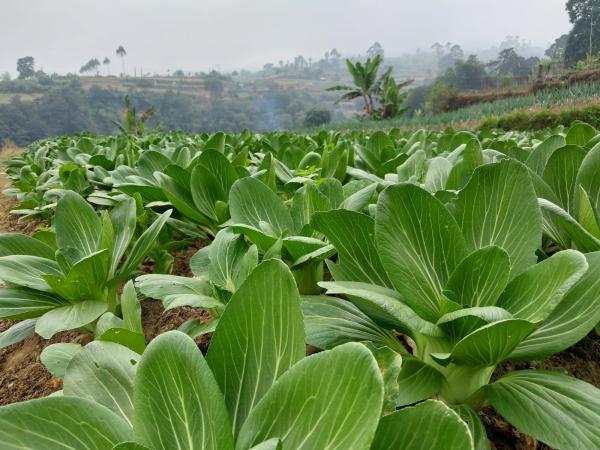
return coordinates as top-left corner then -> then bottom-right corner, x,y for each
0,0 -> 572,76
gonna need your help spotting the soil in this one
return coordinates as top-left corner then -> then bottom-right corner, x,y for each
0,322 -> 92,406
141,300 -> 212,353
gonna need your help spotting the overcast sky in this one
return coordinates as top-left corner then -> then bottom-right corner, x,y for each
1,0 -> 571,76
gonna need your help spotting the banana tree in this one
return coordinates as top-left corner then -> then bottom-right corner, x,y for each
327,55 -> 383,116
328,55 -> 412,119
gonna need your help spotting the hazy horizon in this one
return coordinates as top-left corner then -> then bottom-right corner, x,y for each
1,0 -> 571,76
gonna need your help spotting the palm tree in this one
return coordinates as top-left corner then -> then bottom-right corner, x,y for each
102,57 -> 111,76
116,45 -> 127,76
327,55 -> 384,116
79,58 -> 101,76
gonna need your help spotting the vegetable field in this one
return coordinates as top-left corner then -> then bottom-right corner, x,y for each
1,122 -> 600,449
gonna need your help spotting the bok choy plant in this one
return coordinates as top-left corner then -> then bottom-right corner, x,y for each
0,191 -> 170,346
527,136 -> 600,254
308,158 -> 600,449
0,260 -> 476,450
226,176 -> 376,294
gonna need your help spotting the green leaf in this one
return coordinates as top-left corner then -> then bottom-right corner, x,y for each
98,328 -> 146,354
135,274 -> 220,310
35,300 -> 108,339
497,249 -> 587,322
452,405 -> 491,450
248,439 -> 282,450
371,400 -> 474,450
135,274 -> 211,298
432,319 -> 536,367
121,280 -> 142,334
112,443 -> 153,450
289,183 -> 330,232
229,177 -> 293,236
229,224 -> 278,254
109,197 -> 137,275
339,182 -> 377,212
453,159 -> 542,278
32,229 -> 57,250
318,178 -> 344,208
0,233 -> 55,259
511,252 -> 600,360
0,397 -> 133,449
0,319 -> 36,349
178,317 -> 219,338
197,149 -> 238,191
539,198 -> 600,252
436,306 -> 514,342
396,358 -> 444,407
155,171 -> 210,224
486,370 -> 600,450
96,312 -> 124,336
376,183 -> 467,322
40,342 -> 82,378
0,288 -> 64,320
204,131 -> 226,152
565,122 -> 597,146
282,236 -> 327,261
445,139 -> 484,191
398,149 -> 427,183
576,141 -> 600,225
207,260 -> 305,436
55,191 -> 102,265
444,246 -> 510,307
208,229 -> 258,293
190,165 -> 227,222
424,156 -> 452,192
191,150 -> 238,221
525,134 -> 566,175
542,145 -> 586,213
237,343 -> 383,450
312,210 -> 392,287
364,343 -> 403,414
133,331 -> 234,450
301,295 -> 403,352
290,243 -> 334,268
319,281 -> 443,337
47,250 -> 110,302
0,255 -> 61,292
64,341 -> 140,425
116,210 -> 171,284
578,186 -> 600,238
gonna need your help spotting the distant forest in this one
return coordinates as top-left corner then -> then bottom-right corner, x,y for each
0,31 -> 590,145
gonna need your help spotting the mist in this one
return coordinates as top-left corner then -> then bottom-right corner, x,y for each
1,0 -> 571,75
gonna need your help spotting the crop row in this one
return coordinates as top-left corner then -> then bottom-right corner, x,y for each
1,123 -> 600,449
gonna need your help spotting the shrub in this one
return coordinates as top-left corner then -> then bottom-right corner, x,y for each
480,105 -> 600,130
303,108 -> 332,127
